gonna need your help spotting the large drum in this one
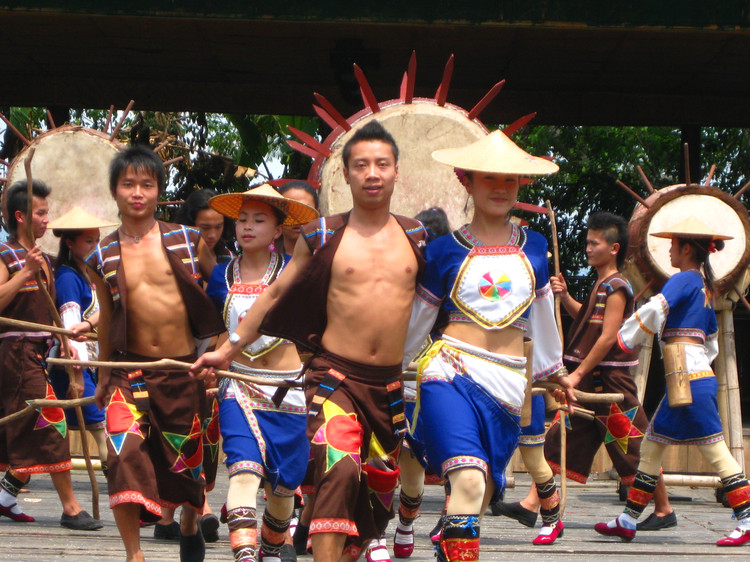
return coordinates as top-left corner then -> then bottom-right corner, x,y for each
312,100 -> 490,229
623,184 -> 750,298
2,125 -> 122,255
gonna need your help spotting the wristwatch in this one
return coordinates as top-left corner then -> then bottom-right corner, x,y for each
228,332 -> 241,345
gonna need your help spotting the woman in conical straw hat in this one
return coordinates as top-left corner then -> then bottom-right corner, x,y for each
595,217 -> 750,546
48,207 -> 117,476
205,184 -> 318,562
403,130 -> 574,559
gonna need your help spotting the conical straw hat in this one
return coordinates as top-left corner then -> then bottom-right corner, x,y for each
209,183 -> 319,226
48,206 -> 119,231
651,216 -> 733,241
431,130 -> 559,176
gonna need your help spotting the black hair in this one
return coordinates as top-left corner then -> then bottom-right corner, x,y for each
54,230 -> 85,277
415,207 -> 451,242
5,179 -> 51,237
109,145 -> 166,197
677,237 -> 725,297
342,120 -> 399,168
173,188 -> 234,256
586,211 -> 629,269
279,180 -> 319,209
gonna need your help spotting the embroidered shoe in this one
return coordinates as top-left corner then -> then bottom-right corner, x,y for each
365,538 -> 392,562
532,520 -> 564,545
594,519 -> 636,542
0,503 -> 34,522
716,527 -> 750,546
393,525 -> 414,558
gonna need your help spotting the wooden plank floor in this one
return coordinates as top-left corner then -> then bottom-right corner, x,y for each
0,470 -> 744,561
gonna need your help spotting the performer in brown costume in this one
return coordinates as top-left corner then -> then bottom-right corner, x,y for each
0,180 -> 101,530
192,120 -> 428,562
87,146 -> 224,562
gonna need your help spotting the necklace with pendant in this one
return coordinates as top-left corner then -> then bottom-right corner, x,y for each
120,220 -> 156,244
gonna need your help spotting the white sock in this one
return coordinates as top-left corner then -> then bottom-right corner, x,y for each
0,489 -> 22,514
366,539 -> 391,561
288,515 -> 298,537
395,522 -> 413,544
613,513 -> 637,530
537,525 -> 555,536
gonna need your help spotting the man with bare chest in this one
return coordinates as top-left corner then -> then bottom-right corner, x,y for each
192,121 -> 427,561
88,146 -> 224,562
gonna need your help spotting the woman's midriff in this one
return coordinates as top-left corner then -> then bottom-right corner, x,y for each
664,336 -> 703,345
234,341 -> 302,372
442,322 -> 524,356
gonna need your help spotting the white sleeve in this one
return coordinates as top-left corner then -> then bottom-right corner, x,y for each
618,293 -> 668,353
526,283 -> 564,381
58,301 -> 89,363
402,284 -> 441,371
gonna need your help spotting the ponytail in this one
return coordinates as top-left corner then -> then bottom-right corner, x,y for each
685,238 -> 725,298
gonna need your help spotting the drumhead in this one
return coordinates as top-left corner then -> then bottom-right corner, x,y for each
4,126 -> 123,255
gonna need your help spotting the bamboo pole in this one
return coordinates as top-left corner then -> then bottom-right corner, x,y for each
23,151 -> 100,519
0,316 -> 97,340
719,304 -> 745,471
532,381 -> 624,404
47,358 -> 303,388
633,336 -> 653,405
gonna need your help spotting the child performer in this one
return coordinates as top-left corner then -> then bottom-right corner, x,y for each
594,216 -> 750,546
48,207 -> 117,470
206,184 -> 318,562
404,130 -> 575,561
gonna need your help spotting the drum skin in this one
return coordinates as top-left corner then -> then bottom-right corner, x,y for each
312,99 -> 489,229
623,184 -> 750,298
3,125 -> 123,255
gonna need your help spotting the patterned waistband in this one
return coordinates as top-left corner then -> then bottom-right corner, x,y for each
230,361 -> 302,380
447,312 -> 528,331
438,335 -> 526,372
689,370 -> 714,381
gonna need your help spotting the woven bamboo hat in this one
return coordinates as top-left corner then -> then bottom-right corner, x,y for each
431,130 -> 559,176
209,183 -> 319,226
48,206 -> 118,232
651,216 -> 733,241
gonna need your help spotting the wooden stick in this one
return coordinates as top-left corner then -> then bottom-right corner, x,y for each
104,105 -> 115,132
23,153 -> 99,519
683,143 -> 691,186
636,165 -> 655,193
633,279 -> 655,303
0,113 -> 31,146
0,316 -> 97,340
0,397 -> 96,427
163,156 -> 183,167
46,358 -> 303,388
46,109 -> 57,130
109,99 -> 135,141
533,381 -> 624,404
704,164 -> 716,187
734,178 -> 750,200
616,180 -> 650,208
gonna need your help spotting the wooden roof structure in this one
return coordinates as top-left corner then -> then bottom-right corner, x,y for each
1,3 -> 750,126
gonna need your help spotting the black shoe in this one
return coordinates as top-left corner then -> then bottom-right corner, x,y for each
280,543 -> 298,562
60,510 -> 103,531
154,520 -> 181,540
490,501 -> 538,528
636,511 -> 677,531
293,523 -> 309,555
180,530 -> 205,562
200,513 -> 220,543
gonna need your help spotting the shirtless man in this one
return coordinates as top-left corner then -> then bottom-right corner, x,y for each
192,120 -> 427,562
88,146 -> 224,562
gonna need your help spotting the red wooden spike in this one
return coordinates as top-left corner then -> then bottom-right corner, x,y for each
404,51 -> 417,103
503,112 -> 536,136
435,54 -> 454,106
288,126 -> 332,158
287,139 -> 322,160
513,200 -> 549,214
313,105 -> 340,131
468,80 -> 506,121
353,64 -> 380,113
313,92 -> 351,131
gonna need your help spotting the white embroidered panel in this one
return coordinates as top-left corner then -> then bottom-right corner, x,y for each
450,246 -> 535,329
225,284 -> 284,359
